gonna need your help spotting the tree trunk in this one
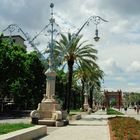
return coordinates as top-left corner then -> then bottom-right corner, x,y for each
81,80 -> 85,109
73,91 -> 76,109
67,60 -> 74,113
62,82 -> 68,110
89,86 -> 94,108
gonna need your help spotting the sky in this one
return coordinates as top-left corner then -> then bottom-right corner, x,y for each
0,0 -> 140,93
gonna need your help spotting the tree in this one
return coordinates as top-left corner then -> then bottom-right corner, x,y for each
74,63 -> 104,109
0,36 -> 46,111
88,67 -> 104,108
55,33 -> 98,113
22,52 -> 46,109
55,69 -> 67,109
0,37 -> 12,101
0,38 -> 28,111
9,50 -> 46,109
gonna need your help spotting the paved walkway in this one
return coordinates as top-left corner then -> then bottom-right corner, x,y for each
118,108 -> 140,121
39,110 -> 110,140
0,117 -> 31,124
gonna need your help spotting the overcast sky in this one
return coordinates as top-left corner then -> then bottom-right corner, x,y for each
0,0 -> 140,93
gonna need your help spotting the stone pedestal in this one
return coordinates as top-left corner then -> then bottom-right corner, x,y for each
30,69 -> 67,126
83,92 -> 89,111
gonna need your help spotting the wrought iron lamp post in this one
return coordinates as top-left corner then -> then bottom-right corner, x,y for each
48,3 -> 108,71
44,3 -> 108,113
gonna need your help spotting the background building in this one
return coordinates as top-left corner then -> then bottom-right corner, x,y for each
2,35 -> 26,49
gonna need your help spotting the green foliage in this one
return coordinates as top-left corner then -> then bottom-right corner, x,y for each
123,92 -> 140,106
55,69 -> 67,109
55,69 -> 81,110
70,109 -> 81,112
110,98 -> 117,107
0,123 -> 34,135
0,37 -> 46,110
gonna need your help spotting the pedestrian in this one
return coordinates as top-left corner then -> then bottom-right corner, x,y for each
102,106 -> 105,111
124,107 -> 127,113
134,106 -> 136,111
137,106 -> 139,114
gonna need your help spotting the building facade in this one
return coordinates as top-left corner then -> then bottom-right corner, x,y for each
3,35 -> 26,49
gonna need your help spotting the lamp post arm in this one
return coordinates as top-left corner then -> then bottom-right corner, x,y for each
97,16 -> 108,22
2,24 -> 47,61
30,23 -> 51,43
75,16 -> 108,37
75,20 -> 89,37
3,24 -> 28,40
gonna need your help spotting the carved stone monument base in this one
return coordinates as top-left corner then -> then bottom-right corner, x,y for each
30,70 -> 68,126
83,103 -> 89,111
30,98 -> 67,126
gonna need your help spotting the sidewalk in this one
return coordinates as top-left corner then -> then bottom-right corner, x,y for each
118,108 -> 140,121
39,110 -> 110,140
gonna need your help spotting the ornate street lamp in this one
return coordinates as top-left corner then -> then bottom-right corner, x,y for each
49,3 -> 107,70
73,15 -> 107,42
2,3 -> 107,70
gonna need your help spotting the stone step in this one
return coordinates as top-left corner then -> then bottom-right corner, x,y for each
38,119 -> 55,126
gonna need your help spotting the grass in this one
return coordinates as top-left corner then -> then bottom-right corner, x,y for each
69,109 -> 81,116
68,109 -> 82,120
107,108 -> 124,115
70,109 -> 81,112
0,123 -> 34,135
109,116 -> 140,140
69,113 -> 77,116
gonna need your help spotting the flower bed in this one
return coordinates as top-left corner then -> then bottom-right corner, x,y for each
108,116 -> 140,140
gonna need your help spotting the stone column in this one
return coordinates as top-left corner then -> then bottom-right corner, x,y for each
43,69 -> 56,102
83,93 -> 89,111
92,98 -> 95,106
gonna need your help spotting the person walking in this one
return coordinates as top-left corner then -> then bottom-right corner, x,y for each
124,106 -> 127,114
136,105 -> 139,114
134,106 -> 136,112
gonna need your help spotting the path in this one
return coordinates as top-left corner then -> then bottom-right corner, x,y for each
39,110 -> 110,140
119,108 -> 140,121
0,117 -> 31,124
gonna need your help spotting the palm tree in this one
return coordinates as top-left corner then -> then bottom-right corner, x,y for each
74,65 -> 89,108
88,67 -> 104,108
75,63 -> 104,109
55,33 -> 98,113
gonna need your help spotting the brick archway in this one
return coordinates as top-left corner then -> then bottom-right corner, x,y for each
104,90 -> 122,109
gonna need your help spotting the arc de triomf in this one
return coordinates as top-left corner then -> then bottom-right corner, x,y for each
104,90 -> 122,109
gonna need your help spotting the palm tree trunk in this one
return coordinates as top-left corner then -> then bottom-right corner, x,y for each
73,91 -> 76,109
63,82 -> 68,110
89,86 -> 94,108
81,79 -> 85,109
67,60 -> 74,114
